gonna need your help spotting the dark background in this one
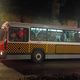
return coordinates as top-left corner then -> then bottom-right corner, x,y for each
8,0 -> 80,19
0,0 -> 80,23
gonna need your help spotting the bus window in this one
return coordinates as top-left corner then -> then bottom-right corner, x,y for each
47,29 -> 56,41
9,27 -> 29,42
65,30 -> 75,42
78,31 -> 80,42
56,29 -> 63,42
56,30 -> 77,42
74,31 -> 80,42
60,30 -> 76,42
30,27 -> 47,41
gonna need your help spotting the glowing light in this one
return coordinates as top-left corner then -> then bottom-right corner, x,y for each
0,51 -> 3,55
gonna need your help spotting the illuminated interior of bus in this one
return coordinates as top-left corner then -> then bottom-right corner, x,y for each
30,27 -> 80,42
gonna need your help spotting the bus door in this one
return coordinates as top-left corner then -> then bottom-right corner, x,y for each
7,27 -> 29,54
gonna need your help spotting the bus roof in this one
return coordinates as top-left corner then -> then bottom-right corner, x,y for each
2,21 -> 80,31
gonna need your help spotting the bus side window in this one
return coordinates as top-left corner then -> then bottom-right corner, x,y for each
60,32 -> 67,42
10,31 -> 17,41
47,29 -> 56,41
74,32 -> 80,42
30,28 -> 47,41
9,27 -> 29,42
17,28 -> 29,42
56,30 -> 63,42
56,33 -> 61,41
30,31 -> 35,41
9,27 -> 18,41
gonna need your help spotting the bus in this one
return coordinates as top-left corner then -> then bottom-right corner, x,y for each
0,21 -> 80,63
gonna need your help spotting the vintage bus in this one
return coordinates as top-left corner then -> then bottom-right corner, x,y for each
0,21 -> 80,63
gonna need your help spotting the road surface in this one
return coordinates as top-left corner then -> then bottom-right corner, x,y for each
1,59 -> 80,80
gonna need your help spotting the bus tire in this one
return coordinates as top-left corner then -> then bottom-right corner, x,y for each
31,49 -> 45,63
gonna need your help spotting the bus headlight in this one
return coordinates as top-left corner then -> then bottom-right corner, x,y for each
0,51 -> 3,55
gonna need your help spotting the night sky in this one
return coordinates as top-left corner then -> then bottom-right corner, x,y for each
3,0 -> 80,20
60,0 -> 80,19
10,0 -> 52,17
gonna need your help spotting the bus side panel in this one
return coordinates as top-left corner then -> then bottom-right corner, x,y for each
29,43 -> 46,53
6,43 -> 56,55
56,45 -> 80,54
6,43 -> 29,54
47,44 -> 55,54
29,43 -> 56,54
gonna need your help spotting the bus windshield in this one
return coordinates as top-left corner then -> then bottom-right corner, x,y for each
0,29 -> 5,41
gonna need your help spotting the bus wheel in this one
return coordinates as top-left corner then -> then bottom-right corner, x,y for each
31,50 -> 45,63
